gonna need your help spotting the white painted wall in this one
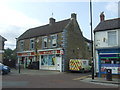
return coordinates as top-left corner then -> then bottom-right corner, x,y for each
118,29 -> 120,47
94,50 -> 99,73
94,29 -> 120,74
94,29 -> 119,49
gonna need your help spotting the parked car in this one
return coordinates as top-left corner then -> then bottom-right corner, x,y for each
0,63 -> 10,75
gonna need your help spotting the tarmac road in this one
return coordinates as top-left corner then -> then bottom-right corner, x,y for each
1,69 -> 119,88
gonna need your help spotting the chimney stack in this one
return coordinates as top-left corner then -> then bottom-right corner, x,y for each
49,18 -> 55,25
100,12 -> 105,22
71,13 -> 77,20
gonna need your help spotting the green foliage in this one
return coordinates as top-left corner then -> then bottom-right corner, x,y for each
4,48 -> 17,61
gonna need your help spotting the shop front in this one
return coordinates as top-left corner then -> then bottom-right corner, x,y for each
97,48 -> 120,77
17,51 -> 36,68
38,48 -> 63,72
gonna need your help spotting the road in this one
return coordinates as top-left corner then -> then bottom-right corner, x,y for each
1,69 -> 118,88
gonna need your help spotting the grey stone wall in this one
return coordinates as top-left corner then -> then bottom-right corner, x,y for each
63,19 -> 91,71
17,32 -> 63,51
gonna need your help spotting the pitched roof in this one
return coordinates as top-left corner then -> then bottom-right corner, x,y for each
0,35 -> 7,41
18,19 -> 70,41
84,37 -> 92,43
94,18 -> 120,32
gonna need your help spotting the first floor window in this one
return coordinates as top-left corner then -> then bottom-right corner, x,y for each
42,37 -> 48,48
108,31 -> 117,46
51,35 -> 57,47
30,39 -> 34,50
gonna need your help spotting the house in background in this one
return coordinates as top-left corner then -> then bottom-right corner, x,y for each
0,35 -> 7,63
17,13 -> 91,72
94,12 -> 120,78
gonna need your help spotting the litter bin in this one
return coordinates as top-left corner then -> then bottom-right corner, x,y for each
106,69 -> 112,81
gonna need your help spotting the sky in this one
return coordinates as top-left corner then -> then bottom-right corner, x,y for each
0,0 -> 119,50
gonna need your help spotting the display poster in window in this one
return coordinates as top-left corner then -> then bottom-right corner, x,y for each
41,55 -> 48,65
48,55 -> 56,65
101,64 -> 120,74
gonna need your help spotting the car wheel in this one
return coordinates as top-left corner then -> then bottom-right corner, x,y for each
2,70 -> 7,75
82,68 -> 85,73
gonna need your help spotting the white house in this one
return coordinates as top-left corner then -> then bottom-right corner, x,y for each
94,12 -> 120,78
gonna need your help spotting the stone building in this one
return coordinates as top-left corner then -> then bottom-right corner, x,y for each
17,13 -> 91,72
0,35 -> 7,63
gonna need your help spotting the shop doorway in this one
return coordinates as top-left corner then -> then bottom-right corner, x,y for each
56,55 -> 61,71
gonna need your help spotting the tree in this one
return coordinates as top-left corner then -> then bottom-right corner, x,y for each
3,48 -> 17,68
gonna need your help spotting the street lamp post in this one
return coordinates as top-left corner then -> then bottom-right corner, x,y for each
90,0 -> 94,79
18,58 -> 21,73
16,38 -> 21,74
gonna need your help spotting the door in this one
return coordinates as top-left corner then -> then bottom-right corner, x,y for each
56,55 -> 61,71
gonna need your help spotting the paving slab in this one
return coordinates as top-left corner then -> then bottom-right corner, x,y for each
80,77 -> 120,87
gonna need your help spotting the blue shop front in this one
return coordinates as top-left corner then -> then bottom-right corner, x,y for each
97,48 -> 120,77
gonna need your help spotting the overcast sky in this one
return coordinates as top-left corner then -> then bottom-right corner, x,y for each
0,0 -> 119,50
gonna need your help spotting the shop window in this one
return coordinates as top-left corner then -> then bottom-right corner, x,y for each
41,55 -> 48,65
105,59 -> 111,64
30,39 -> 34,50
101,58 -> 120,65
101,59 -> 111,64
48,55 -> 56,65
56,54 -> 60,57
41,55 -> 56,66
116,61 -> 120,64
101,60 -> 105,64
20,40 -> 24,51
108,31 -> 117,46
42,37 -> 48,48
51,35 -> 57,47
109,58 -> 120,64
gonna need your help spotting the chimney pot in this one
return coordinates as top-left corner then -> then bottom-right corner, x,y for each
100,12 -> 105,22
71,13 -> 77,20
49,18 -> 55,25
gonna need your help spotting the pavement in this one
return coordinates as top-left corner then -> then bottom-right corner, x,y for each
9,68 -> 62,75
79,75 -> 120,87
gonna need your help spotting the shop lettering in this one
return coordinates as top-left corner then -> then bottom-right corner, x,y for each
39,50 -> 61,55
17,52 -> 35,56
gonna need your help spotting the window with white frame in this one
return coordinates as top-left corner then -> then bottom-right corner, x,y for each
20,40 -> 24,51
108,31 -> 117,46
42,37 -> 48,48
30,39 -> 34,50
51,35 -> 57,47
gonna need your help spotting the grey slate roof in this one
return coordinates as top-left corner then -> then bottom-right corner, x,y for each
18,19 -> 70,41
94,18 -> 120,32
